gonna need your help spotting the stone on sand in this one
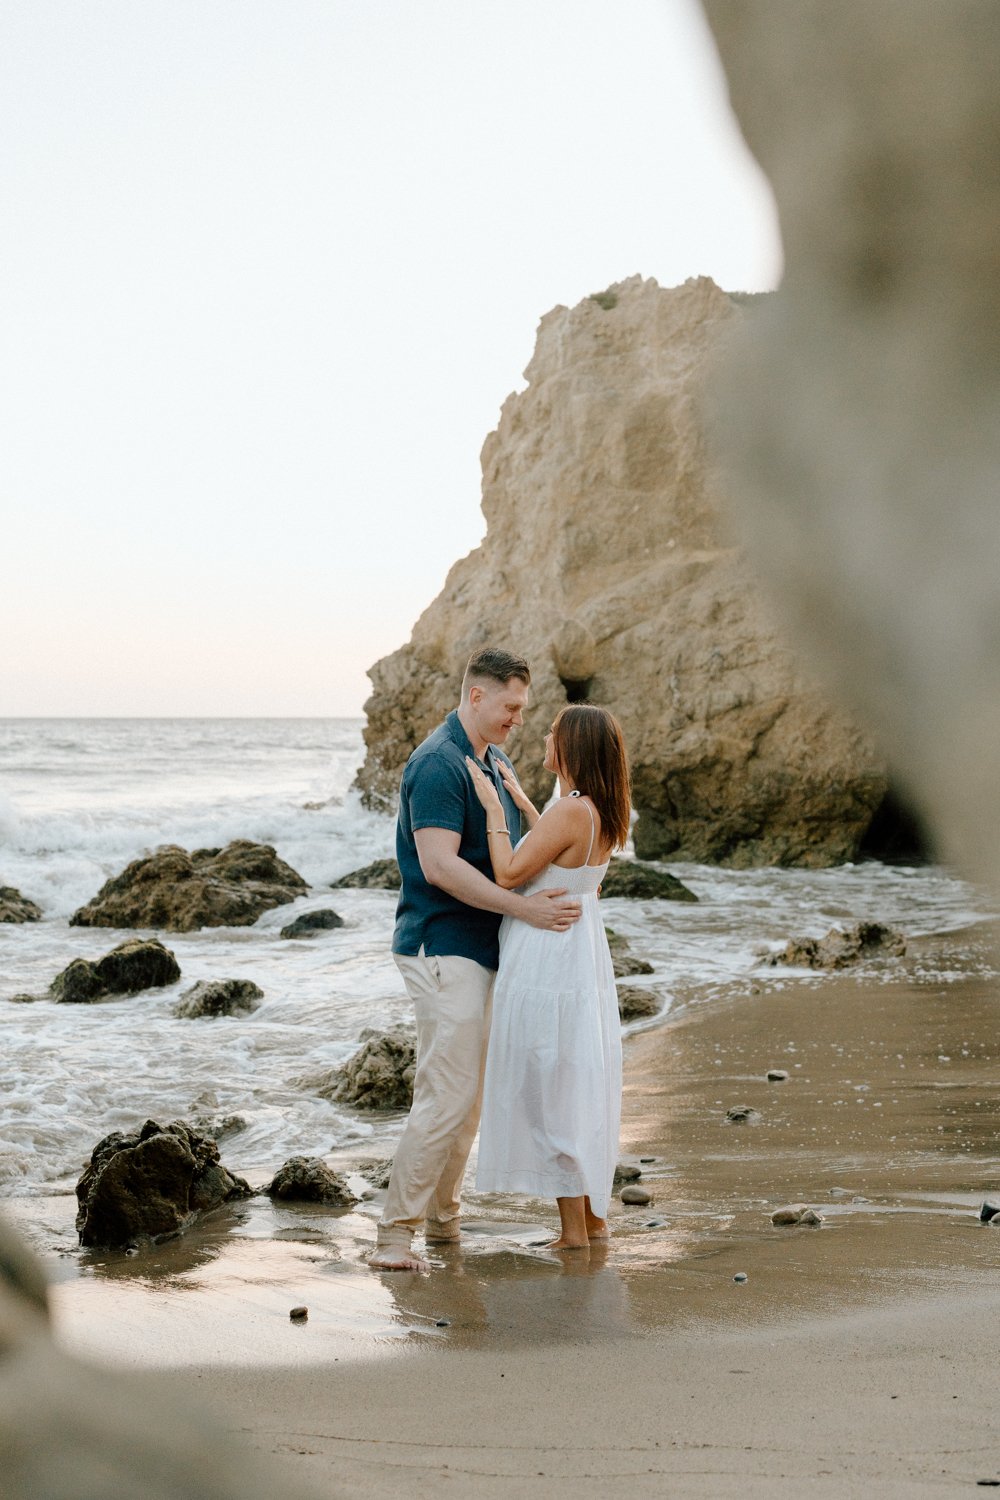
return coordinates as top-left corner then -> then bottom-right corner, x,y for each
75,1119 -> 252,1249
0,886 -> 42,923
761,922 -> 906,970
725,1105 -> 761,1124
605,927 -> 654,978
312,1027 -> 417,1111
49,938 -> 181,1004
267,1157 -> 358,1207
279,908 -> 345,939
620,1184 -> 653,1206
331,858 -> 401,890
599,861 -> 698,902
616,985 -> 661,1022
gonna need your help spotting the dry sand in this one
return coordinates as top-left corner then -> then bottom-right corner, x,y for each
24,928 -> 1000,1496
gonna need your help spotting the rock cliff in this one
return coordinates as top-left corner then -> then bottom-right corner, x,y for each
356,276 -> 886,867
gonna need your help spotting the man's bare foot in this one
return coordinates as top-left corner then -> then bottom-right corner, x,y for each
367,1247 -> 430,1272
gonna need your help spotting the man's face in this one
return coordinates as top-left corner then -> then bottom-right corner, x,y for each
469,677 -> 530,746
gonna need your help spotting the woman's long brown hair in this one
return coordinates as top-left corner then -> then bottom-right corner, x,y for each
551,704 -> 631,851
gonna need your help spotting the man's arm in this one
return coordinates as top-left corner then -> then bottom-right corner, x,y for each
413,827 -> 580,931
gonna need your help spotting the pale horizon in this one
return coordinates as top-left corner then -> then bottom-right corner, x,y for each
1,0 -> 781,718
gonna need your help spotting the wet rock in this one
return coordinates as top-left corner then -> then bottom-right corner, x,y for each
766,1068 -> 789,1082
49,939 -> 181,1004
355,1157 -> 394,1190
617,984 -> 661,1022
174,979 -> 263,1019
613,1161 -> 643,1184
760,922 -> 906,970
733,1272 -> 748,1283
620,1184 -> 653,1206
70,839 -> 308,932
289,1306 -> 308,1321
267,1157 -> 358,1207
979,1201 -> 1000,1223
280,908 -> 345,939
600,860 -> 698,902
771,1203 -> 824,1226
604,927 -> 654,978
0,886 -> 42,924
75,1119 -> 252,1248
312,1027 -> 417,1111
187,1113 -> 247,1142
725,1105 -> 761,1124
331,858 -> 401,890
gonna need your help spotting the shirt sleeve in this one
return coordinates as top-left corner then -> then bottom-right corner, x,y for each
407,752 -> 469,835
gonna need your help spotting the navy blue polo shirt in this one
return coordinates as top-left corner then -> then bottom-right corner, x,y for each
392,710 -> 521,969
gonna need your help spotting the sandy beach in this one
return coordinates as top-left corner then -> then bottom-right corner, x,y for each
11,924 -> 997,1496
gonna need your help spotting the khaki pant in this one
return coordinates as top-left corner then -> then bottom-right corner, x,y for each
376,950 -> 495,1250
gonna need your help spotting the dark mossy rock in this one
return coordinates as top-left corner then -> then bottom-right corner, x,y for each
266,1156 -> 358,1207
310,1026 -> 416,1111
0,886 -> 42,923
604,927 -> 655,978
70,840 -> 308,932
75,1119 -> 252,1248
761,921 -> 906,970
600,860 -> 698,902
173,979 -> 263,1019
279,908 -> 345,939
331,858 -> 401,891
616,984 -> 662,1021
50,939 -> 181,1004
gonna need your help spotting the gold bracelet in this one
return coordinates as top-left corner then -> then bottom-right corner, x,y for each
487,827 -> 509,837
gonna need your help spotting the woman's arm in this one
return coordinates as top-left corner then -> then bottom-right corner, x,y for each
465,757 -> 588,888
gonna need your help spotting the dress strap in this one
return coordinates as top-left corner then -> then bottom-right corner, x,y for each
568,789 -> 597,864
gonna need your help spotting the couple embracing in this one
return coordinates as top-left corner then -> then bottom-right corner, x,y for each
368,647 -> 631,1272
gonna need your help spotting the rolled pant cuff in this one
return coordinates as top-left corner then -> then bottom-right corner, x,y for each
375,1226 -> 415,1250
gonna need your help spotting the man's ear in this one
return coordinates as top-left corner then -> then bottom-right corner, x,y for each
468,684 -> 482,708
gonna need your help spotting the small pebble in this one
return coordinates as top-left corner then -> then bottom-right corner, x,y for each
620,1184 -> 653,1206
733,1272 -> 748,1284
643,1217 -> 668,1228
725,1105 -> 760,1124
289,1306 -> 308,1322
613,1161 -> 642,1183
799,1209 -> 824,1226
435,1318 -> 451,1327
979,1201 -> 1000,1223
766,1069 -> 789,1082
771,1204 -> 809,1226
125,1246 -> 139,1258
639,1156 -> 656,1164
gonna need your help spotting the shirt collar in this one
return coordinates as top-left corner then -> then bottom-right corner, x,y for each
446,709 -> 501,768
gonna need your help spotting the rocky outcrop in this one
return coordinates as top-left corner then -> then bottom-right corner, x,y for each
0,887 -> 42,923
75,1119 -> 252,1248
33,939 -> 181,1005
356,276 -> 886,869
331,858 -> 401,890
280,908 -> 344,939
600,860 -> 698,901
70,840 -> 308,932
761,922 -> 906,970
313,1027 -> 417,1111
266,1156 -> 358,1207
173,978 -> 263,1019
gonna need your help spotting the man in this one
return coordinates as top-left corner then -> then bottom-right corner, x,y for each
368,646 -> 582,1271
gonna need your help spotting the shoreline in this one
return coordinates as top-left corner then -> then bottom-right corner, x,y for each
9,928 -> 1000,1492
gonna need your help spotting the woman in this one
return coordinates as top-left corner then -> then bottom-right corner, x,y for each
465,703 -> 631,1250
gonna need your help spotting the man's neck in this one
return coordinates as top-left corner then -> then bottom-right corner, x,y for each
457,703 -> 489,760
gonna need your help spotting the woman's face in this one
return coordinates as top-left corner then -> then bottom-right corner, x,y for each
543,725 -> 559,775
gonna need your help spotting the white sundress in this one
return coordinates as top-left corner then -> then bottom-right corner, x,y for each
476,795 -> 622,1219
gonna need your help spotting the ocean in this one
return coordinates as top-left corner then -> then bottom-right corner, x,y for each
1,717 -> 994,1205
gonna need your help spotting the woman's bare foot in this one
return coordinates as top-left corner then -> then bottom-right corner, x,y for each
367,1247 -> 430,1272
584,1199 -> 609,1240
547,1237 -> 590,1251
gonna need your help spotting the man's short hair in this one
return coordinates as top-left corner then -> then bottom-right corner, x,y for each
462,647 -> 531,693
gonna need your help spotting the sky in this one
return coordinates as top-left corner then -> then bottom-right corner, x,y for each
1,1 -> 781,718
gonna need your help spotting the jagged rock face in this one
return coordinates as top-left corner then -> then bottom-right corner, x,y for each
75,1119 -> 252,1248
331,858 -> 401,890
313,1027 -> 417,1111
761,922 -> 906,970
355,276 -> 884,869
70,840 -> 308,932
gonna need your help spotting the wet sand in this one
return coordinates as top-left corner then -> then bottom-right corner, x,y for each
16,927 -> 1000,1495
